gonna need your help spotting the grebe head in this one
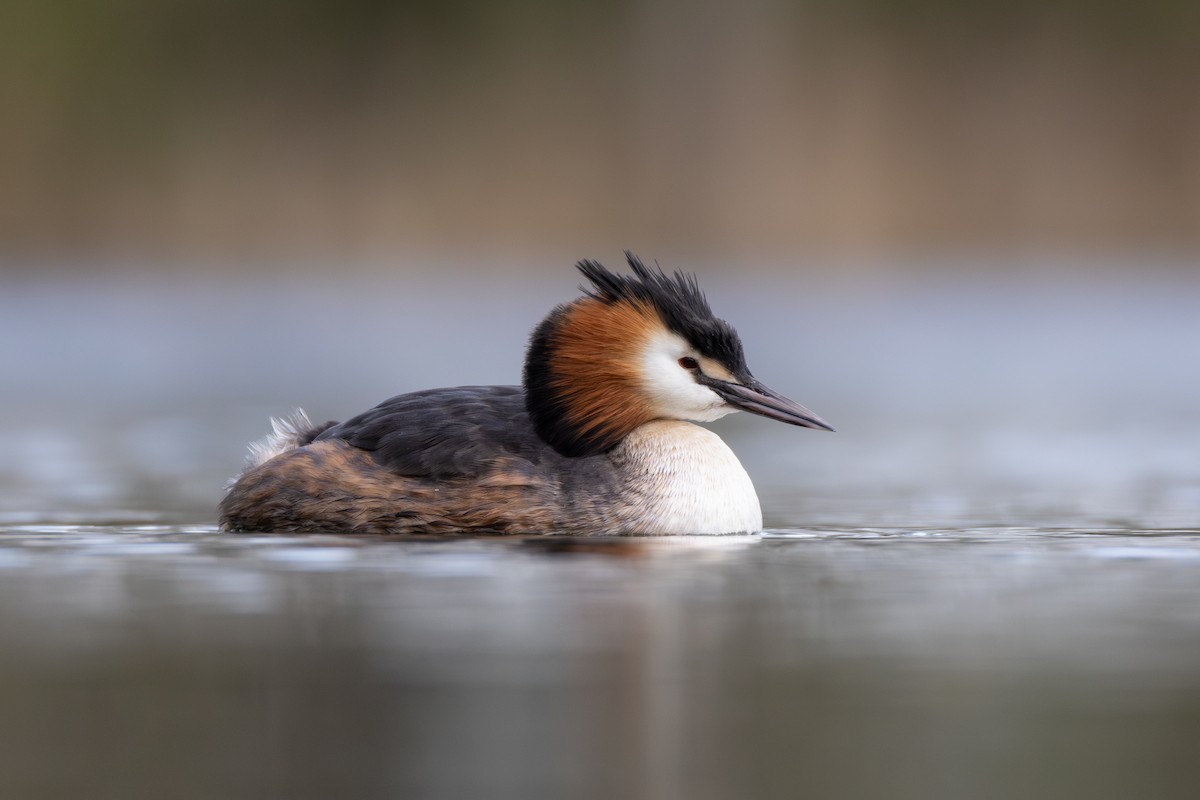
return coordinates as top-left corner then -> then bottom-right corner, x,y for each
524,252 -> 833,457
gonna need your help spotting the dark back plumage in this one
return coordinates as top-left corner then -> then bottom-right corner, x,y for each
316,386 -> 544,479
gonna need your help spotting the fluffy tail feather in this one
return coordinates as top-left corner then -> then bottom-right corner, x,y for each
243,409 -> 335,470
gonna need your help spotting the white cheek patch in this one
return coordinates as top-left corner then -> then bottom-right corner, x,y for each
640,330 -> 737,422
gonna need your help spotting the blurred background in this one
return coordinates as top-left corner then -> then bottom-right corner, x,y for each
2,0 -> 1199,265
2,3 -> 1200,799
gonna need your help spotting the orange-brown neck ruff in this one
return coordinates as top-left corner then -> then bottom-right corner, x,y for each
524,297 -> 661,457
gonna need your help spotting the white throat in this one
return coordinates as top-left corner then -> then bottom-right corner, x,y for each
611,420 -> 763,535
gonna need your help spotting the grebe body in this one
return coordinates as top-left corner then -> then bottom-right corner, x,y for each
219,255 -> 831,535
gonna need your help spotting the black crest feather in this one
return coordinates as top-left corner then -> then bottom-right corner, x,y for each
576,251 -> 749,376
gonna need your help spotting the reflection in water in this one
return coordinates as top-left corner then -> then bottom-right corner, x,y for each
2,526 -> 1200,799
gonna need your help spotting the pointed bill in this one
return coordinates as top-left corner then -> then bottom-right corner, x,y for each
708,379 -> 834,431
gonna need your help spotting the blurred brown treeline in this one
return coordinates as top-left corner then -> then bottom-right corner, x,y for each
2,0 -> 1198,269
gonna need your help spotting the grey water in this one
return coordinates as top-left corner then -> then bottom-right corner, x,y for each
2,263 -> 1199,799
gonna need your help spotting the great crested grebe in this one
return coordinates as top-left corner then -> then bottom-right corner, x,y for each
219,253 -> 832,535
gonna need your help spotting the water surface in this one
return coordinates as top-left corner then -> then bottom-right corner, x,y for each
2,267 -> 1198,798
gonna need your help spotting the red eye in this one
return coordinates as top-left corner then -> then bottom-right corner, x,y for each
678,356 -> 699,370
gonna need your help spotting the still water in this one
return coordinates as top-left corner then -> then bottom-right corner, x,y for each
1,265 -> 1198,798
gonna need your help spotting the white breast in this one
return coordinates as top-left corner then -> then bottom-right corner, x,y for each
611,420 -> 763,535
